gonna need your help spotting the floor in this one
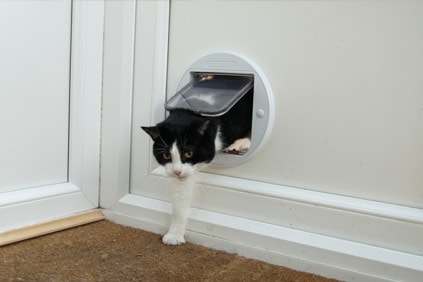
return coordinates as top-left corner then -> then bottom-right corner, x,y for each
0,220 -> 339,281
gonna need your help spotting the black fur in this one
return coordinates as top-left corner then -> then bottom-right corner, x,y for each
142,89 -> 253,165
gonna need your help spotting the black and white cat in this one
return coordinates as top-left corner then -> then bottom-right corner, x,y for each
142,90 -> 253,245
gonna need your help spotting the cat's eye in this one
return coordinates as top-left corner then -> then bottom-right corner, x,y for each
162,153 -> 171,160
184,151 -> 193,158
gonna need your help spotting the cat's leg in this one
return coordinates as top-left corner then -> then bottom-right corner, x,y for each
226,137 -> 251,153
162,176 -> 195,245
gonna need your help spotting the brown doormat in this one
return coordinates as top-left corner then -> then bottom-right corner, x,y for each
0,220 -> 339,281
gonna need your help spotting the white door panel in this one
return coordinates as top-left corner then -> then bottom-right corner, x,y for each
0,1 -> 70,193
0,1 -> 103,233
165,1 -> 423,208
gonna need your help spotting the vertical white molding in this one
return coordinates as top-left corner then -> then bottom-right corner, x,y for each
150,1 -> 170,126
69,0 -> 105,206
100,0 -> 171,208
131,0 -> 170,180
100,0 -> 137,208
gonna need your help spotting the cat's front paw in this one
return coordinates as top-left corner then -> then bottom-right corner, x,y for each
162,232 -> 185,246
226,138 -> 251,154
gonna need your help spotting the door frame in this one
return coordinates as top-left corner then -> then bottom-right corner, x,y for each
100,0 -> 169,209
0,1 -> 104,232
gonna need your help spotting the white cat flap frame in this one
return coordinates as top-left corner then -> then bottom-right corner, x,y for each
172,52 -> 275,167
100,1 -> 423,281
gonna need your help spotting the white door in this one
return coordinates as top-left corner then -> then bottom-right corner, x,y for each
0,1 -> 103,233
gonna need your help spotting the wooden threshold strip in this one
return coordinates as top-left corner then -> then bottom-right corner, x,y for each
0,209 -> 105,247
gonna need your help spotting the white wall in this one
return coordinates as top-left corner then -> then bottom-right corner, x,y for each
166,0 -> 423,208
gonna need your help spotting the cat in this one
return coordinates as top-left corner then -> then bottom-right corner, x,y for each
141,89 -> 253,245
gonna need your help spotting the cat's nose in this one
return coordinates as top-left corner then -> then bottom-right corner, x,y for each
173,169 -> 182,177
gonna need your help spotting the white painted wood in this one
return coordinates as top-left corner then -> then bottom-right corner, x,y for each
131,0 -> 170,188
138,167 -> 423,256
100,0 -> 137,208
0,183 -> 77,208
0,1 -> 104,232
68,0 -> 104,206
0,1 -> 70,193
100,0 -> 170,208
0,184 -> 94,233
100,1 -> 423,281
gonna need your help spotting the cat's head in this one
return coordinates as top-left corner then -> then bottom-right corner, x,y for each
142,118 -> 216,179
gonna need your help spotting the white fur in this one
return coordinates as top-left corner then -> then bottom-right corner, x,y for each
162,142 -> 203,245
227,137 -> 251,152
164,143 -> 196,178
214,126 -> 223,152
162,175 -> 195,245
162,136 -> 251,245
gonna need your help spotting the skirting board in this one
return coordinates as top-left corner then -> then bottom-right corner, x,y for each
104,194 -> 422,282
0,209 -> 104,246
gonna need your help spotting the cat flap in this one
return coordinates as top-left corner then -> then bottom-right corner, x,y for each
165,73 -> 253,117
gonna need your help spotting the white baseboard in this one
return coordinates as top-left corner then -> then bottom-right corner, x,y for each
104,177 -> 423,282
0,183 -> 97,233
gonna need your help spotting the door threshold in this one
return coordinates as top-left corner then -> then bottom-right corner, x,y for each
0,209 -> 104,246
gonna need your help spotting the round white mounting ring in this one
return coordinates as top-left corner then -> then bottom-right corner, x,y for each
177,52 -> 274,167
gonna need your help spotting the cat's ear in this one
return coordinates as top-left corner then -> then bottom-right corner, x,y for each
198,120 -> 210,135
141,126 -> 160,140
